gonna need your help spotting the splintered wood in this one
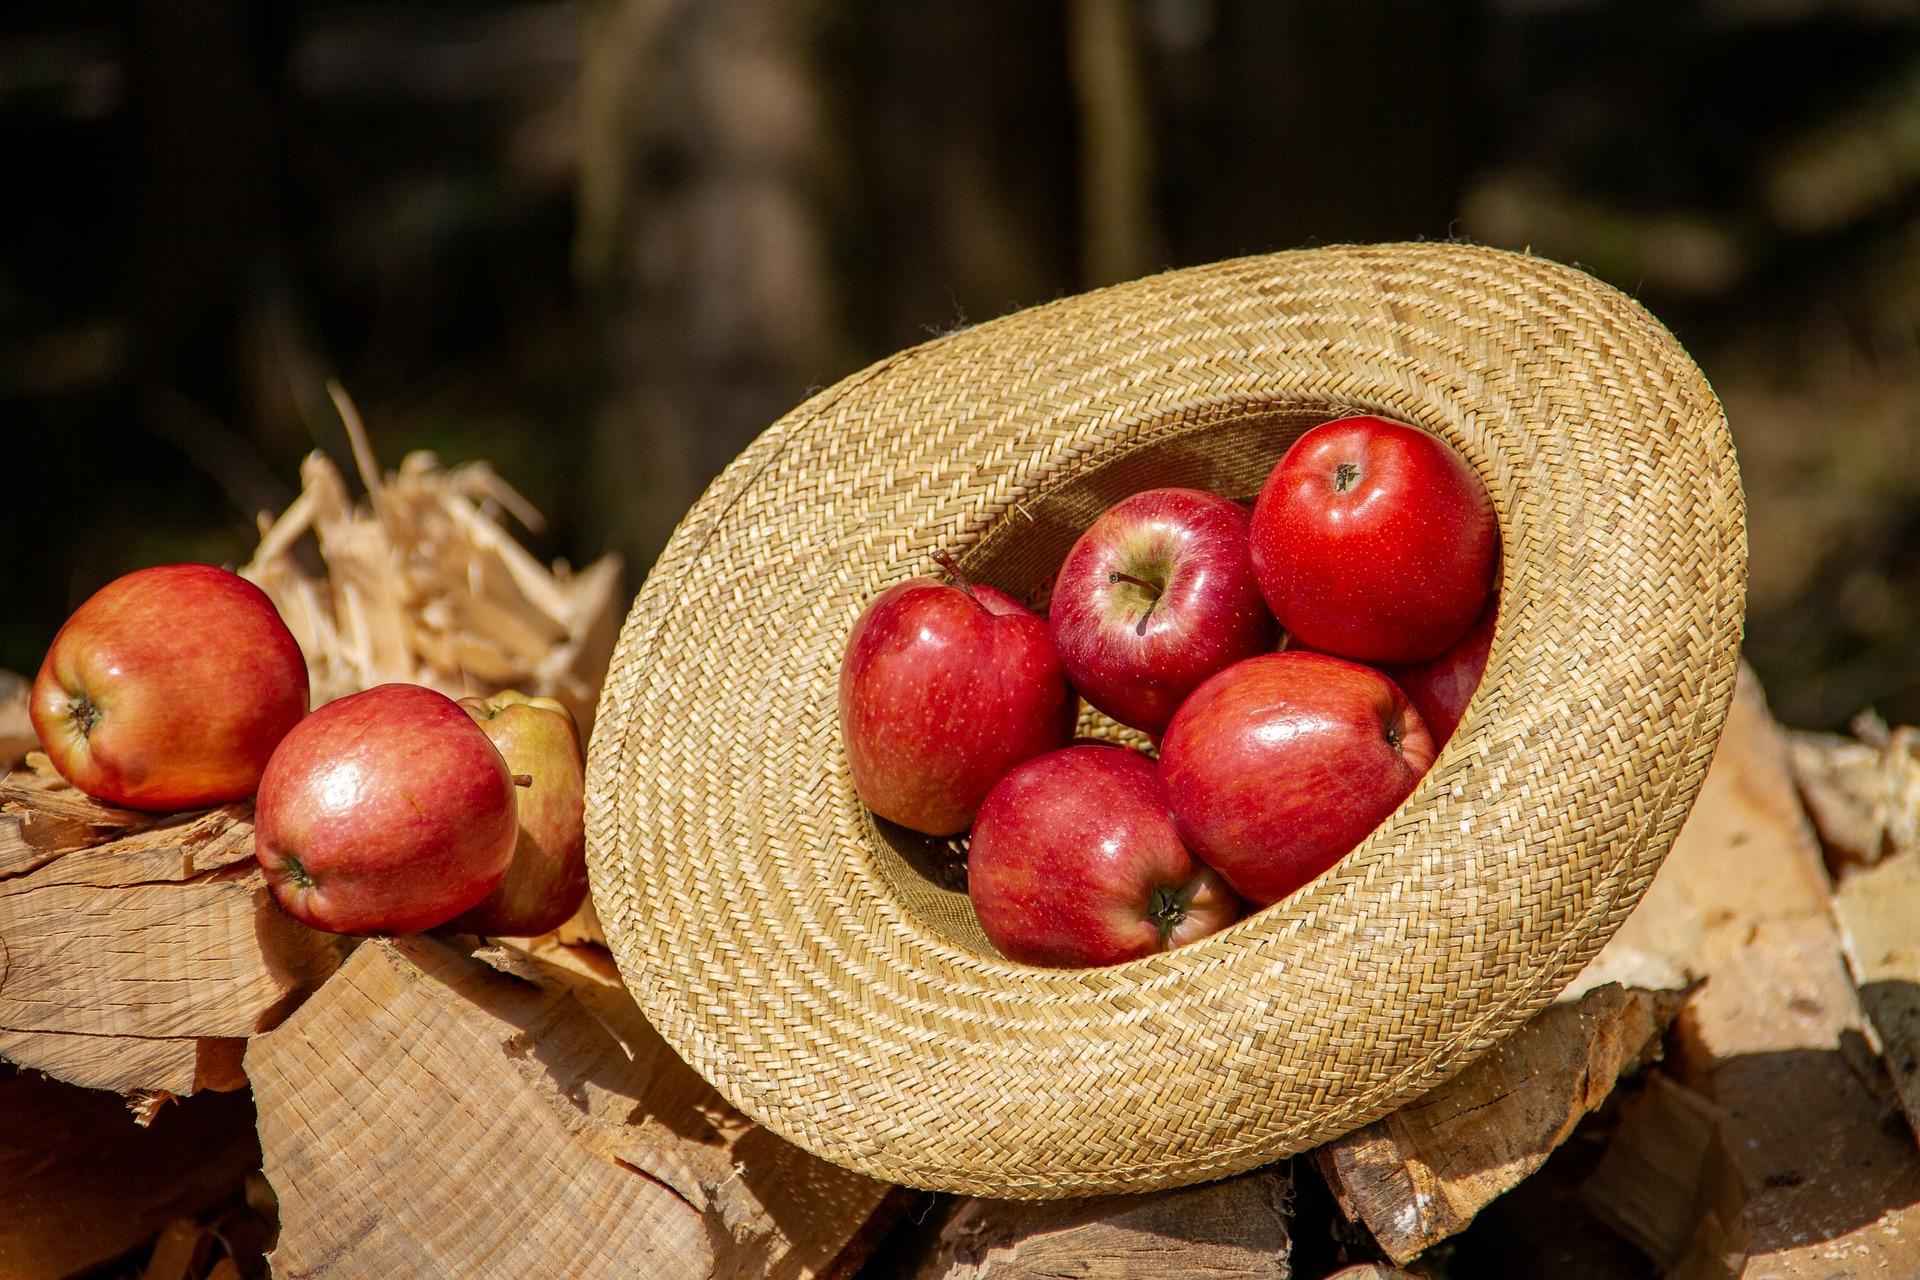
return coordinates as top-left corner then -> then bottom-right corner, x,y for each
0,780 -> 346,1100
1314,980 -> 1687,1265
241,385 -> 623,735
1788,715 -> 1920,870
1582,669 -> 1920,1278
246,935 -> 891,1280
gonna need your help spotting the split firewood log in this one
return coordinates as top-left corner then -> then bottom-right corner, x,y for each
0,779 -> 347,1100
0,1067 -> 259,1279
246,934 -> 893,1280
1583,667 -> 1920,1277
1312,979 -> 1687,1265
1832,847 -> 1920,1147
903,1166 -> 1292,1280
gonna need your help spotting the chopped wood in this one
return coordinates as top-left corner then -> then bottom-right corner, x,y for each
905,1167 -> 1291,1279
1313,981 -> 1686,1265
246,934 -> 892,1280
0,782 -> 347,1098
1833,846 -> 1920,1146
1580,1072 -> 1743,1277
1787,716 -> 1920,870
1593,667 -> 1920,1276
0,1068 -> 259,1280
141,1218 -> 213,1280
0,672 -> 33,772
241,393 -> 623,735
1325,1268 -> 1421,1280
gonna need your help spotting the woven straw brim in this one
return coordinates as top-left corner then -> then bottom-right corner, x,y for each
585,243 -> 1747,1198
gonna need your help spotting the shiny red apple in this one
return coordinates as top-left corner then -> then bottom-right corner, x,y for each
450,690 -> 588,937
968,743 -> 1241,967
255,683 -> 518,935
1048,487 -> 1276,735
1250,415 -> 1497,664
839,566 -> 1076,836
30,564 -> 309,811
1383,597 -> 1497,750
1160,651 -> 1436,907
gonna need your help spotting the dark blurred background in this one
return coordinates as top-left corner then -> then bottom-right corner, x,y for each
4,0 -> 1918,729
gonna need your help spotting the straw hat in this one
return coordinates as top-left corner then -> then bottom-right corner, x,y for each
584,242 -> 1746,1198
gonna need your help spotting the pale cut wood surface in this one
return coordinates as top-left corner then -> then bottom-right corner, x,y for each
905,1167 -> 1292,1279
1787,719 -> 1919,869
0,1068 -> 259,1279
1832,846 -> 1920,1147
1314,980 -> 1685,1265
1596,667 -> 1920,1277
247,934 -> 892,1280
0,782 -> 346,1097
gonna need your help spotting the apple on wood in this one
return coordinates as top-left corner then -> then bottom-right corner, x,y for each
1160,651 -> 1436,907
1250,415 -> 1497,664
1048,487 -> 1276,735
968,743 -> 1242,967
839,558 -> 1076,836
255,683 -> 518,935
450,690 -> 589,938
30,563 -> 309,811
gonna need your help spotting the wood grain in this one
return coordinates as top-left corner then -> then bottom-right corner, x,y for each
247,934 -> 892,1279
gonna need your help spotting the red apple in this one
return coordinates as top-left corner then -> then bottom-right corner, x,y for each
30,564 -> 309,811
1160,651 -> 1436,907
1383,596 -> 1497,749
1250,415 -> 1497,664
840,565 -> 1076,836
449,690 -> 589,937
1048,487 -> 1276,734
968,743 -> 1241,967
255,683 -> 518,935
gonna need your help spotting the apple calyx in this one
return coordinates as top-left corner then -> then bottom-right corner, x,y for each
1107,570 -> 1164,636
1333,461 -> 1361,492
279,852 -> 316,890
1146,882 -> 1191,946
66,689 -> 99,741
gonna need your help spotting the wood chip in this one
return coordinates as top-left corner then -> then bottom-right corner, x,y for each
1313,982 -> 1685,1265
0,673 -> 34,772
246,935 -> 891,1279
906,1167 -> 1292,1279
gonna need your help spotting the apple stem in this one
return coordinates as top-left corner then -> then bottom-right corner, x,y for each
933,552 -> 988,613
1108,571 -> 1162,636
512,773 -> 533,788
1148,883 -> 1189,947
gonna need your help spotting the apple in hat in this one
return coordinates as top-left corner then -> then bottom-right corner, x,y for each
255,683 -> 518,935
968,743 -> 1241,967
30,564 -> 309,811
1250,415 -> 1496,664
450,690 -> 589,938
1383,596 -> 1497,750
1048,487 -> 1276,735
839,560 -> 1076,836
1160,651 -> 1436,907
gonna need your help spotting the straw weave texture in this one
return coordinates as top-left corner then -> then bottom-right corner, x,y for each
584,242 -> 1747,1197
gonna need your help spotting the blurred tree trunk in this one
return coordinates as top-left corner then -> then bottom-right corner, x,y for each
576,0 -> 848,573
1068,0 -> 1165,286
